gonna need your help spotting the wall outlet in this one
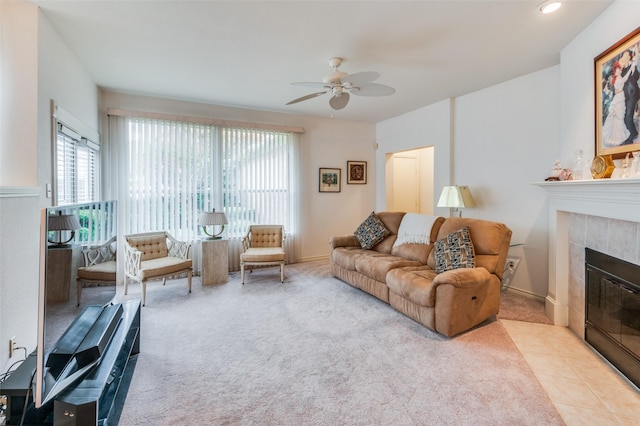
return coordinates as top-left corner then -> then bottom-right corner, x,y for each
502,256 -> 521,290
9,336 -> 17,358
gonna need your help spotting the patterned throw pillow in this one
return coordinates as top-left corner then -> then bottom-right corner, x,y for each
434,226 -> 476,273
354,212 -> 390,250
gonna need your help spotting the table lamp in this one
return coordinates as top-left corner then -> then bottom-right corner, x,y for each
199,209 -> 228,239
437,185 -> 476,217
48,212 -> 81,247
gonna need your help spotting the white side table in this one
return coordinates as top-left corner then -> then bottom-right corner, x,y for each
201,239 -> 229,285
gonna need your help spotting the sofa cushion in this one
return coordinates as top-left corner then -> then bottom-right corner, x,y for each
355,253 -> 422,282
241,247 -> 285,262
434,226 -> 476,273
77,260 -> 116,281
354,211 -> 390,250
331,247 -> 373,270
386,266 -> 439,307
139,257 -> 193,280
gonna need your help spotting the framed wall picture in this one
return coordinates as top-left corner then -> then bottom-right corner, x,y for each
347,161 -> 367,184
595,26 -> 640,158
319,168 -> 341,192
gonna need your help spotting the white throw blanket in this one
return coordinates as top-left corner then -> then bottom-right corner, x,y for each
393,213 -> 439,247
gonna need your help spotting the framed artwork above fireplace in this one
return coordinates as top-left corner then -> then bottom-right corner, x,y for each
594,26 -> 640,159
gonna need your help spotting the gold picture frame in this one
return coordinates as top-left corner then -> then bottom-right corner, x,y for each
595,26 -> 640,159
347,161 -> 367,184
319,168 -> 341,192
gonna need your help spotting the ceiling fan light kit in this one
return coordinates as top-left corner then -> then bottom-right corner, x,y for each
286,57 -> 395,111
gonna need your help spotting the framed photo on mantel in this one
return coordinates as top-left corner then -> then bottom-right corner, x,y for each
319,168 -> 341,192
595,26 -> 640,159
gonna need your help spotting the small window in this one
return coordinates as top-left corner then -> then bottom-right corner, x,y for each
55,123 -> 99,205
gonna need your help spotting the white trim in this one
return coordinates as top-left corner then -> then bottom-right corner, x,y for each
52,101 -> 100,144
0,187 -> 40,198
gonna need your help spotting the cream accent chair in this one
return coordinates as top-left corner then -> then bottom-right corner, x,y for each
240,225 -> 286,284
76,236 -> 117,306
124,231 -> 193,306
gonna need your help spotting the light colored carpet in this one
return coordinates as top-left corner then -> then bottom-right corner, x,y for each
497,290 -> 553,325
116,260 -> 563,425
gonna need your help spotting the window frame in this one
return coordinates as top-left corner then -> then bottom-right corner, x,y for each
52,103 -> 101,207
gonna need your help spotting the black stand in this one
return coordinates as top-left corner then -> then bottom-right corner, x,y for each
1,300 -> 141,425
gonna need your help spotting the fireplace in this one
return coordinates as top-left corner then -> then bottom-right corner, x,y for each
585,248 -> 640,388
536,178 -> 640,328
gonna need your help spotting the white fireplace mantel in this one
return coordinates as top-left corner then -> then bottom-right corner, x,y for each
535,178 -> 640,222
535,178 -> 640,326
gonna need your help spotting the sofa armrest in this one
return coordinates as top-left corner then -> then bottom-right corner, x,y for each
432,267 -> 491,288
329,235 -> 360,250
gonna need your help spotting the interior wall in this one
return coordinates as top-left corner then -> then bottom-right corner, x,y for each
37,10 -> 101,205
99,91 -> 376,262
559,0 -> 640,167
0,1 -> 41,370
453,66 -> 560,298
376,68 -> 559,298
376,99 -> 452,216
0,5 -> 101,369
0,1 -> 38,187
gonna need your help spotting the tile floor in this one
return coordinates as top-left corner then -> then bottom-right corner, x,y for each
502,319 -> 640,425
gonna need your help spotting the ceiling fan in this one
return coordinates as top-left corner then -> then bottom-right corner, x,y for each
286,57 -> 396,110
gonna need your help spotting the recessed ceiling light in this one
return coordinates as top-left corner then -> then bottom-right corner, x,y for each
539,1 -> 561,14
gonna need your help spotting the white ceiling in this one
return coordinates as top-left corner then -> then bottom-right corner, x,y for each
30,0 -> 613,123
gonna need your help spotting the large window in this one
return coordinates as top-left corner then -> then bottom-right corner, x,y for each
221,127 -> 293,238
55,123 -> 100,206
122,117 -> 298,245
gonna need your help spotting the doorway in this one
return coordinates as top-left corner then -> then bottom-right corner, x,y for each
385,146 -> 434,214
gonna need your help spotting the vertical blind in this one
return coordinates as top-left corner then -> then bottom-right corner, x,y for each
126,118 -> 217,240
221,127 -> 291,237
121,116 -> 299,269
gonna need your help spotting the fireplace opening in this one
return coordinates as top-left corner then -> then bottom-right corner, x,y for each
585,248 -> 640,388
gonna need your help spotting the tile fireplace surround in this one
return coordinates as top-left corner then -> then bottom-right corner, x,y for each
536,178 -> 640,338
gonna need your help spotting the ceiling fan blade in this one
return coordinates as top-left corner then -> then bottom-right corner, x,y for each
329,92 -> 350,110
291,81 -> 331,89
286,91 -> 327,105
342,71 -> 380,87
350,83 -> 396,97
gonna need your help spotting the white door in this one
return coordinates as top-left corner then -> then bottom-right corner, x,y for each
392,156 -> 419,212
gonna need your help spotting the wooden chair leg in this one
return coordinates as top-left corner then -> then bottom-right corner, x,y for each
124,277 -> 129,295
241,262 -> 245,284
280,263 -> 284,283
188,271 -> 192,293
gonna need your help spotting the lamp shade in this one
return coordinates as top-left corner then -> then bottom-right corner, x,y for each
48,212 -> 81,246
48,213 -> 81,231
199,209 -> 228,239
437,186 -> 476,216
